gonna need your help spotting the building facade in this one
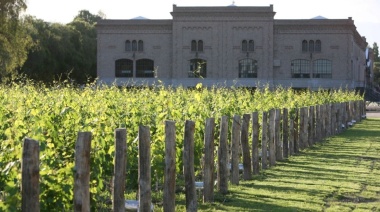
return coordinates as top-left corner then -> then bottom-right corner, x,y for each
96,4 -> 368,90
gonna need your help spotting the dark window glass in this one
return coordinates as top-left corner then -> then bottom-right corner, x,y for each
302,40 -> 308,52
242,40 -> 247,52
115,59 -> 133,77
248,40 -> 254,52
132,40 -> 137,51
198,40 -> 203,52
136,59 -> 154,78
309,40 -> 314,52
125,40 -> 131,52
315,40 -> 321,52
291,59 -> 310,78
138,40 -> 143,52
191,40 -> 197,52
239,58 -> 257,78
189,59 -> 207,78
313,59 -> 332,78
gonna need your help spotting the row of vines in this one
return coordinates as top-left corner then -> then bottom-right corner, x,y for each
0,80 -> 363,210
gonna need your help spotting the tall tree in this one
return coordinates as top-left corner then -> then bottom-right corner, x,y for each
0,0 -> 32,79
20,10 -> 102,84
373,42 -> 379,62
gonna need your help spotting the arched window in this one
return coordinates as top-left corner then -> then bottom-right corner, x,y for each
189,59 -> 207,78
309,40 -> 314,52
248,40 -> 254,52
302,40 -> 308,52
198,40 -> 203,52
125,40 -> 131,52
313,59 -> 331,78
136,59 -> 154,78
315,40 -> 321,52
242,40 -> 248,52
239,58 -> 257,78
291,59 -> 310,78
132,40 -> 137,51
138,40 -> 143,52
191,40 -> 197,52
115,59 -> 133,77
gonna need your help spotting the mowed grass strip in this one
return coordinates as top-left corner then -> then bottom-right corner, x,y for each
193,118 -> 380,212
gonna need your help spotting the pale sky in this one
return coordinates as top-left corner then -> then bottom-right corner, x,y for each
24,0 -> 380,46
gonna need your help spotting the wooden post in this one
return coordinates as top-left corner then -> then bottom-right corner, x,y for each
282,108 -> 289,158
261,112 -> 268,169
325,104 -> 330,137
331,104 -> 336,135
300,107 -> 309,149
269,109 -> 276,167
113,129 -> 127,212
293,108 -> 301,153
218,116 -> 229,194
231,115 -> 241,185
275,109 -> 282,161
22,138 -> 40,212
294,108 -> 300,153
164,121 -> 176,211
241,114 -> 252,180
308,106 -> 314,146
74,132 -> 92,212
204,118 -> 215,203
139,126 -> 151,212
289,115 -> 295,156
315,105 -> 321,142
183,120 -> 197,212
251,112 -> 260,175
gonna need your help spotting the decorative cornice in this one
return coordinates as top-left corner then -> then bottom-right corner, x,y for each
232,26 -> 263,30
182,26 -> 212,30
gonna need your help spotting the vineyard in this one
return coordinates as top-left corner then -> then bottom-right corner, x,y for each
0,80 -> 363,211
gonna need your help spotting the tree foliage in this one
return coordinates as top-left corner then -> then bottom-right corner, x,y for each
20,10 -> 102,84
0,0 -> 32,79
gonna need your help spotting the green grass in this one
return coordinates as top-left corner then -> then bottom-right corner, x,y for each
154,118 -> 380,211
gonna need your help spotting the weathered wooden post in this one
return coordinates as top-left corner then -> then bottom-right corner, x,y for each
325,104 -> 331,137
22,138 -> 40,212
261,112 -> 268,169
204,118 -> 215,203
139,126 -> 151,212
113,129 -> 127,212
251,112 -> 260,175
289,113 -> 295,156
269,109 -> 276,167
298,108 -> 305,150
294,108 -> 300,154
218,116 -> 229,194
74,132 -> 92,212
308,106 -> 314,146
231,115 -> 241,185
164,121 -> 176,211
275,109 -> 282,161
331,104 -> 336,135
315,105 -> 320,142
241,114 -> 252,180
183,120 -> 197,212
302,107 -> 309,149
282,108 -> 289,158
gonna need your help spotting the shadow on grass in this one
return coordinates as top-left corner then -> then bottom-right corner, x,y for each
201,119 -> 380,211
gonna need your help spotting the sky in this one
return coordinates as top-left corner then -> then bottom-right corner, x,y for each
24,0 -> 380,46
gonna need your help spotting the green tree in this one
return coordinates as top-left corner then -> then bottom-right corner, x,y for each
20,10 -> 102,84
373,42 -> 380,62
0,0 -> 33,79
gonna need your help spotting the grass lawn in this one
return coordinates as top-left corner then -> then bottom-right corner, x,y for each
155,118 -> 380,211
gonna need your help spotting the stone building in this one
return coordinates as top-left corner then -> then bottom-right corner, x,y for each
96,4 -> 369,90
